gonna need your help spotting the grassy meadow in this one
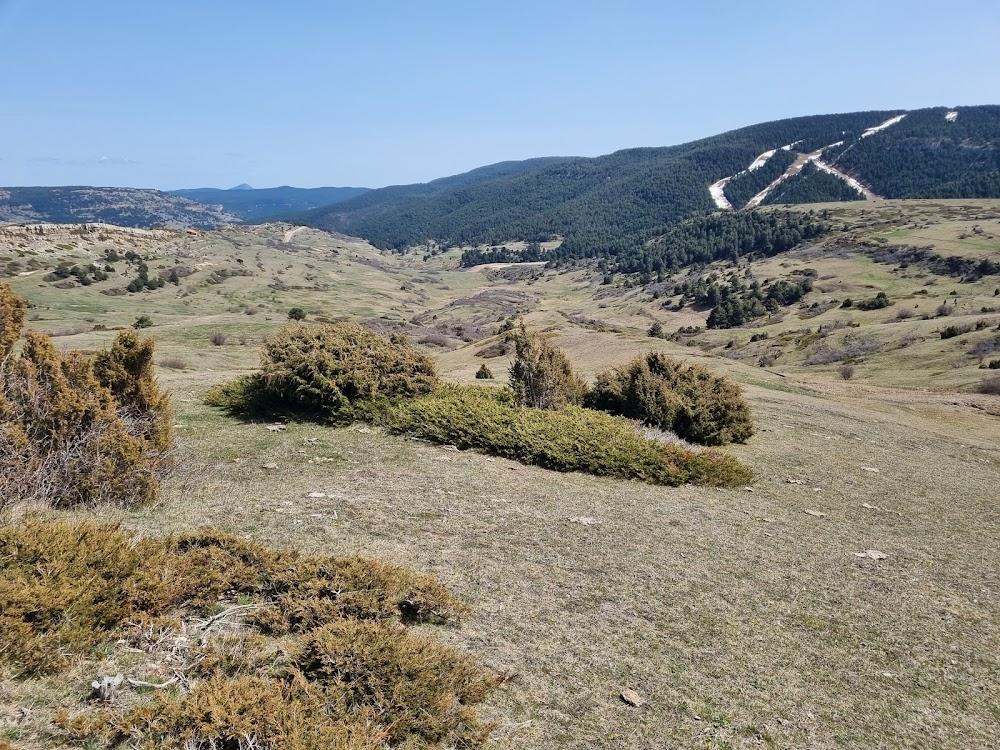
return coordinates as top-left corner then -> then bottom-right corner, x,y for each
1,201 -> 998,748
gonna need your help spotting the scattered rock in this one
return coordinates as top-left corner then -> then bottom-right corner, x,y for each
305,437 -> 319,444
261,463 -> 278,470
570,516 -> 599,525
861,466 -> 880,473
442,444 -> 460,452
620,689 -> 646,707
744,486 -> 755,493
266,425 -> 286,433
861,503 -> 881,511
307,492 -> 327,499
356,427 -> 373,434
854,549 -> 889,560
90,674 -> 124,702
804,509 -> 827,518
786,478 -> 805,485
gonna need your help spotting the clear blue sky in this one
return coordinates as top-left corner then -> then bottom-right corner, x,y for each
1,0 -> 997,190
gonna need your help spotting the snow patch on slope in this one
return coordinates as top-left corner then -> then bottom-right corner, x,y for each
709,148 -> 785,208
810,159 -> 874,199
747,149 -> 778,172
709,178 -> 734,210
745,142 -> 881,208
861,114 -> 907,138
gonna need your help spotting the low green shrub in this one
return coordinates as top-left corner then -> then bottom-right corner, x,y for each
256,322 -> 438,423
378,385 -> 751,487
856,291 -> 891,311
941,323 -> 974,339
208,322 -> 440,423
585,352 -> 754,446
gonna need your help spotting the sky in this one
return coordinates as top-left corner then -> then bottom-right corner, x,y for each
1,0 -> 998,191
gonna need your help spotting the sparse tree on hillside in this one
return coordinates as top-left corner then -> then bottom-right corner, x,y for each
508,324 -> 586,409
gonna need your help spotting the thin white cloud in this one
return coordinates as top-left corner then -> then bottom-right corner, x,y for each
26,155 -> 140,166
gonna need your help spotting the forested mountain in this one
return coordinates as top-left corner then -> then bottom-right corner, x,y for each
0,186 -> 238,228
825,106 -> 1000,198
762,162 -> 866,206
298,106 -> 1000,267
172,185 -> 369,222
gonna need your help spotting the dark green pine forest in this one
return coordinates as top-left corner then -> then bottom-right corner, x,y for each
297,110 -> 903,250
294,106 -> 1000,274
722,148 -> 798,209
762,162 -> 867,205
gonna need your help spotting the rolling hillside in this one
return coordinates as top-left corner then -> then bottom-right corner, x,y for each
299,106 -> 1000,263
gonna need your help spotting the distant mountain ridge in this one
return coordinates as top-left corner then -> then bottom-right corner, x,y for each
297,105 -> 1000,261
0,186 -> 238,229
172,185 -> 370,221
5,105 -> 997,240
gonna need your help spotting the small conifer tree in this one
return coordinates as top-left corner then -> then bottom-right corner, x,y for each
508,324 -> 586,409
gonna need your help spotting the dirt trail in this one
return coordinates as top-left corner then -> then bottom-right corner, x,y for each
282,226 -> 306,244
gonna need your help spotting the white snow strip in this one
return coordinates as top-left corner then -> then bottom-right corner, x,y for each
747,149 -> 778,172
745,151 -> 819,208
709,177 -> 734,210
861,114 -> 907,138
780,140 -> 802,151
744,138 -> 885,208
810,159 -> 875,199
946,110 -> 958,122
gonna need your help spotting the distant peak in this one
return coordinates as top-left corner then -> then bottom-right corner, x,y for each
229,183 -> 254,190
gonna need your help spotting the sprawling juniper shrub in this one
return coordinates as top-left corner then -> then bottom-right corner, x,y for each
379,385 -> 752,487
3,520 -> 496,749
586,352 -> 754,446
206,322 -> 438,423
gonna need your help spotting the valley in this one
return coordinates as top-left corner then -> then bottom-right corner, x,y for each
1,196 -> 998,749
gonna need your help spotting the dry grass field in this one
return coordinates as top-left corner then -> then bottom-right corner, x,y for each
1,201 -> 998,748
